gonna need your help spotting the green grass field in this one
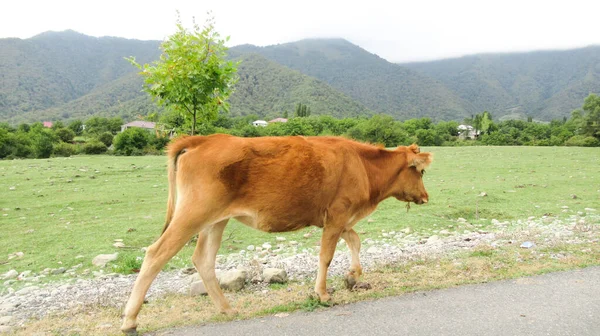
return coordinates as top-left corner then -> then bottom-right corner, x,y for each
1,146 -> 599,281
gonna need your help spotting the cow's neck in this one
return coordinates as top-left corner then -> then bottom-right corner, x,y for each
359,148 -> 402,204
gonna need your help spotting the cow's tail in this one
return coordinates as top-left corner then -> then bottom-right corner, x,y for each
161,138 -> 189,235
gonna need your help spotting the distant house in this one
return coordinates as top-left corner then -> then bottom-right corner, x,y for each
457,124 -> 480,140
252,120 -> 268,127
43,121 -> 53,128
121,121 -> 156,133
269,118 -> 288,123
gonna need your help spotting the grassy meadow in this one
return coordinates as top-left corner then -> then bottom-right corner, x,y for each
1,146 -> 599,283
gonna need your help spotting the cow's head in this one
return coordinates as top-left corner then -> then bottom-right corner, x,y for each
393,144 -> 432,205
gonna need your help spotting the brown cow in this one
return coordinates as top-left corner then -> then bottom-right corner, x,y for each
121,134 -> 432,334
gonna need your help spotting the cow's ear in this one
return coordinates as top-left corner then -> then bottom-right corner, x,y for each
410,153 -> 433,171
407,143 -> 420,154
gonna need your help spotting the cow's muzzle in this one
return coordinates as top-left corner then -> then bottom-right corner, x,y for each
414,198 -> 428,205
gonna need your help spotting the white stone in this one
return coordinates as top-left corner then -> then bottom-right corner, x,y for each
0,316 -> 13,325
276,237 -> 286,242
366,246 -> 379,254
190,280 -> 208,296
262,243 -> 272,250
262,268 -> 288,284
112,242 -> 125,248
427,235 -> 440,244
92,253 -> 118,267
246,245 -> 255,251
1,270 -> 18,280
218,270 -> 247,291
15,286 -> 39,296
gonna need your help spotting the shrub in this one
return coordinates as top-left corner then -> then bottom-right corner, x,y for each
53,142 -> 76,157
30,128 -> 58,158
565,135 -> 600,147
82,140 -> 108,154
151,136 -> 170,151
113,128 -> 152,156
55,128 -> 76,143
97,132 -> 114,147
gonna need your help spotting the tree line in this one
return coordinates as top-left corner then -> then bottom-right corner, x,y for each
0,116 -> 168,159
1,93 -> 598,159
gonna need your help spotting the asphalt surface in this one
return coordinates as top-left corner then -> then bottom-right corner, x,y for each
149,266 -> 600,336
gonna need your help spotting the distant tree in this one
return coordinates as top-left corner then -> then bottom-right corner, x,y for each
113,128 -> 152,155
581,93 -> 600,140
283,110 -> 289,118
17,123 -> 30,133
97,132 -> 114,147
160,109 -> 188,134
29,126 -> 57,158
145,112 -> 160,122
480,111 -> 493,135
68,120 -> 84,136
85,117 -> 123,135
473,114 -> 483,136
55,128 -> 76,143
295,103 -> 311,117
51,121 -> 65,130
127,13 -> 239,135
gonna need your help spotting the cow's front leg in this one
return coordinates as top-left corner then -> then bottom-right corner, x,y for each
315,225 -> 343,302
341,229 -> 363,289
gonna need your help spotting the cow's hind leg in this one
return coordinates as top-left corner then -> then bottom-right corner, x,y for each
120,215 -> 205,334
191,219 -> 237,315
315,225 -> 343,302
341,229 -> 363,289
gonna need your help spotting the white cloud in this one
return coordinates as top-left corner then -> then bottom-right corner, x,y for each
1,0 -> 599,62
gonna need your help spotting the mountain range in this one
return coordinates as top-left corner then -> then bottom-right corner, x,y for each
1,30 -> 599,124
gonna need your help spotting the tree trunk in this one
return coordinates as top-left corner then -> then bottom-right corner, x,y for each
191,108 -> 197,136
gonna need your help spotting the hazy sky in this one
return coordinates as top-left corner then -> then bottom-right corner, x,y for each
2,0 -> 599,63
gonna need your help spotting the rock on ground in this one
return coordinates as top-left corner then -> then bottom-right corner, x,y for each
92,253 -> 118,267
263,268 -> 288,284
190,281 -> 207,296
1,270 -> 18,280
217,270 -> 247,291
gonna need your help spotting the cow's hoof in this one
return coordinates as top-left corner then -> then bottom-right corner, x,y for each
221,308 -> 239,317
318,293 -> 331,302
121,318 -> 138,335
121,327 -> 138,336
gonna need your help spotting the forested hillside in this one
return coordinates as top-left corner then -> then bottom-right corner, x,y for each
229,39 -> 472,120
404,46 -> 600,120
228,53 -> 371,119
0,30 -> 161,121
1,31 -> 599,124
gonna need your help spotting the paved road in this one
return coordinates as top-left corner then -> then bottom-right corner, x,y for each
150,266 -> 600,336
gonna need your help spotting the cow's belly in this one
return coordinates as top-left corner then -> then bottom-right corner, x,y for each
233,208 -> 324,233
